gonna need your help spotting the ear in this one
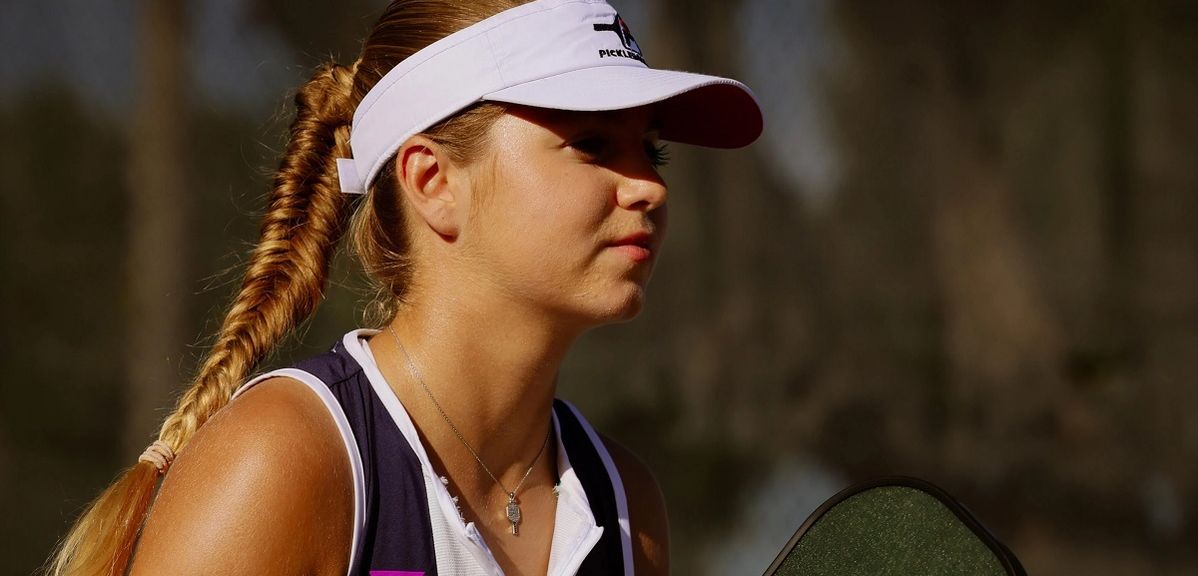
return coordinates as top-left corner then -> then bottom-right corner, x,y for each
393,135 -> 469,238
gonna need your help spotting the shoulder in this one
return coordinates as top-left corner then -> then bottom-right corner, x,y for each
131,377 -> 354,576
600,433 -> 670,576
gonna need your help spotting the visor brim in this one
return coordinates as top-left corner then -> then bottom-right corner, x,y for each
483,66 -> 763,149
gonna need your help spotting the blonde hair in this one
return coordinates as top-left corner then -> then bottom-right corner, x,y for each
46,1 -> 526,574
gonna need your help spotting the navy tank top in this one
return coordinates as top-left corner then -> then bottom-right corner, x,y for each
237,330 -> 633,576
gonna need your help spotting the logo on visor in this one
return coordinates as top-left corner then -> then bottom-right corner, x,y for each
594,14 -> 645,63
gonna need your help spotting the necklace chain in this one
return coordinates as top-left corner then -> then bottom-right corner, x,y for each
387,326 -> 550,533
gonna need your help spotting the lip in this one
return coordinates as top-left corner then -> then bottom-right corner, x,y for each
608,231 -> 656,262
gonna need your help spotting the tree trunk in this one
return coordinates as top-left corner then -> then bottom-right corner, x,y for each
124,0 -> 188,458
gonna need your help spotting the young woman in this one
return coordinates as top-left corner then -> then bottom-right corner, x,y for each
49,0 -> 761,574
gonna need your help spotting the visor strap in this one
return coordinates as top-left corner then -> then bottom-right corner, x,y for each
336,158 -> 365,195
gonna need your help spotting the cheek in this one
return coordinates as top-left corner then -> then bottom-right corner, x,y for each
654,202 -> 670,242
486,160 -> 608,252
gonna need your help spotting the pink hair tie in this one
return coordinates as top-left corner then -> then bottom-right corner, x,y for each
138,440 -> 176,474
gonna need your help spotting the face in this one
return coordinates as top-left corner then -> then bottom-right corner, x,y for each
457,104 -> 669,326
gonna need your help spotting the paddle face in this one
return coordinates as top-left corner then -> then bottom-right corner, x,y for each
765,477 -> 1025,576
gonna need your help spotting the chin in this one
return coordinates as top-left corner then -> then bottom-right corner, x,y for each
589,285 -> 647,324
553,278 -> 653,328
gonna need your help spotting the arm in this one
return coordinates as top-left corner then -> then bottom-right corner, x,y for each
130,377 -> 354,576
601,434 -> 670,575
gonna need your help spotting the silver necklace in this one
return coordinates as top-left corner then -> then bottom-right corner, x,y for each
387,325 -> 551,536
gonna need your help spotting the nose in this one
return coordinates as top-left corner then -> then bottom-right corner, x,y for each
616,172 -> 668,212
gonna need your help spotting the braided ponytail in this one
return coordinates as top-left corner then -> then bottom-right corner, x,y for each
46,61 -> 358,576
158,61 -> 357,450
49,2 -> 531,573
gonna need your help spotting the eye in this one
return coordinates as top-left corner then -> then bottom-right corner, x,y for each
645,141 -> 671,168
569,135 -> 610,161
568,134 -> 669,168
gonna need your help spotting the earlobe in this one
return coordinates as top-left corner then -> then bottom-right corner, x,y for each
395,136 -> 463,238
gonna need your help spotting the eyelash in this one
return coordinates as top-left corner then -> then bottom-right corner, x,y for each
571,137 -> 671,168
646,141 -> 671,168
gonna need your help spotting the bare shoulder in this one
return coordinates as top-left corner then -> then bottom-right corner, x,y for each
600,433 -> 670,575
131,377 -> 354,576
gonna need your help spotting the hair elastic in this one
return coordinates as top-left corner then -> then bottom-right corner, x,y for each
138,440 -> 176,474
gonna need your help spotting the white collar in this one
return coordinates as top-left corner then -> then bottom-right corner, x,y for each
341,328 -> 605,575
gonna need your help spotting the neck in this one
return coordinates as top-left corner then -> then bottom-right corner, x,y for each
368,284 -> 585,496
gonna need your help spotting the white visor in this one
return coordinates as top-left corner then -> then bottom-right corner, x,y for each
336,0 -> 764,195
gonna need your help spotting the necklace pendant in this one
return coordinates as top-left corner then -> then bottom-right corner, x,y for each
505,493 -> 522,535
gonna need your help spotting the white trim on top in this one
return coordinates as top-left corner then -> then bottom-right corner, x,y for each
233,368 -> 367,576
340,329 -> 506,574
558,399 -> 635,576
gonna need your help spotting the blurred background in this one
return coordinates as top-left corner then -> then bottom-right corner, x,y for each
2,0 -> 1197,574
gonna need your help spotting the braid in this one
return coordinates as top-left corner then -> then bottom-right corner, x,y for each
45,61 -> 358,576
159,61 -> 356,448
49,3 -> 530,573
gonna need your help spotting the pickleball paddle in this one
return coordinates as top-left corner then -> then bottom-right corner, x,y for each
763,476 -> 1026,576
